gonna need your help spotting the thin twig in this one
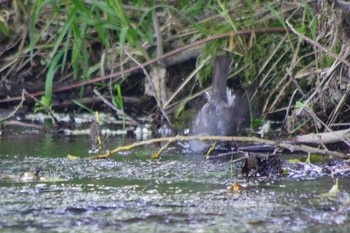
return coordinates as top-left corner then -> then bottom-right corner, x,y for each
163,56 -> 210,109
252,34 -> 287,99
93,89 -> 141,125
286,17 -> 350,67
151,141 -> 173,159
0,90 -> 25,121
222,156 -> 248,165
152,8 -> 163,64
124,49 -> 174,130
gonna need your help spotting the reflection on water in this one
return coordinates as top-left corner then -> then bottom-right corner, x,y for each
0,125 -> 350,232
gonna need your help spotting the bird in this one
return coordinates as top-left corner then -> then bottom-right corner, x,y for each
189,54 -> 249,152
89,120 -> 101,147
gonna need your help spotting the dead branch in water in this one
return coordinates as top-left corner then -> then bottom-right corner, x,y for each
287,129 -> 350,145
4,120 -> 46,131
89,129 -> 350,160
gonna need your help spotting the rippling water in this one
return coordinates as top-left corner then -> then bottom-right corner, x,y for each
0,122 -> 349,232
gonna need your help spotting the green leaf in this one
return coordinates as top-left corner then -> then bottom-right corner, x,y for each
119,26 -> 129,49
30,0 -> 41,63
67,154 -> 80,160
34,96 -> 52,113
61,29 -> 72,74
175,100 -> 188,118
88,0 -> 116,15
281,168 -> 290,176
267,6 -> 286,28
72,100 -> 94,114
114,84 -> 124,109
305,152 -> 311,164
49,5 -> 77,63
45,51 -> 64,104
322,178 -> 339,197
251,118 -> 266,128
310,17 -> 317,41
288,159 -> 301,163
295,101 -> 305,109
0,21 -> 9,37
296,25 -> 306,35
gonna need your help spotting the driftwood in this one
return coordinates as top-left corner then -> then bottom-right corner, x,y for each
287,129 -> 350,144
89,129 -> 350,159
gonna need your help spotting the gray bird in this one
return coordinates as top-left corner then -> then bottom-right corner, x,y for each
89,120 -> 101,146
189,55 -> 249,152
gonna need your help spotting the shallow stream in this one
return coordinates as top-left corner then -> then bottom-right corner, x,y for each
0,115 -> 349,232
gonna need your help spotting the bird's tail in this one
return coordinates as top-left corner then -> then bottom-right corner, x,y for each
211,55 -> 232,103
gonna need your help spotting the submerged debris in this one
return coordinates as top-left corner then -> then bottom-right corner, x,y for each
284,160 -> 325,178
241,154 -> 283,177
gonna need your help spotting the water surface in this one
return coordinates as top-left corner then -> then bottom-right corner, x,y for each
0,123 -> 349,232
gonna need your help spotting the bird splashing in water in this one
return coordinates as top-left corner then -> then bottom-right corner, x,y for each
189,55 -> 249,152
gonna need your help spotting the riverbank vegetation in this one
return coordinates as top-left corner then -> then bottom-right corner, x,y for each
0,1 -> 349,159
